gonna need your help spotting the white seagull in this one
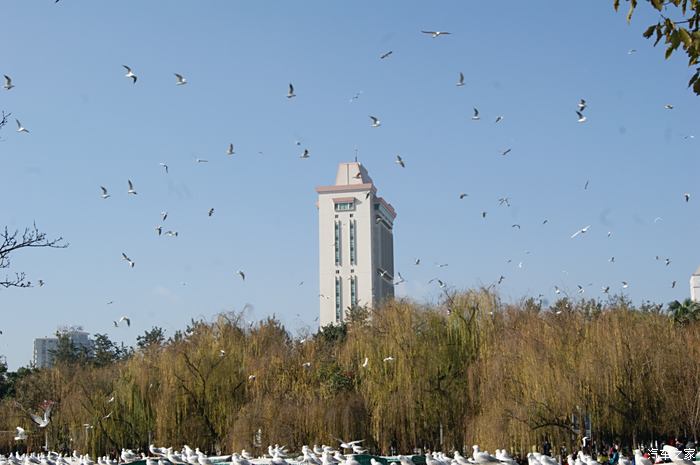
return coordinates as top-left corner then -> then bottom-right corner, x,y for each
570,225 -> 591,238
3,75 -> 14,90
421,30 -> 451,37
456,72 -> 465,87
118,315 -> 131,327
369,115 -> 381,127
237,270 -> 246,281
14,426 -> 27,441
576,111 -> 587,123
287,83 -> 296,98
100,186 -> 110,199
16,119 -> 29,133
30,403 -> 53,428
226,143 -> 235,156
174,73 -> 187,85
159,162 -> 169,173
122,65 -> 137,83
127,180 -> 137,195
395,155 -> 405,168
208,208 -> 214,217
121,252 -> 135,268
472,108 -> 480,120
300,149 -> 310,159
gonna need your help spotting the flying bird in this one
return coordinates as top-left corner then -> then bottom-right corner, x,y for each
622,281 -> 629,289
421,30 -> 451,37
161,211 -> 168,221
379,51 -> 393,59
127,180 -> 137,195
684,192 -> 690,202
122,65 -> 137,84
500,148 -> 512,156
195,158 -> 208,163
664,104 -> 674,110
459,193 -> 468,199
237,270 -> 246,281
456,72 -> 465,87
29,403 -> 53,428
14,427 -> 27,441
472,108 -> 480,120
570,225 -> 591,238
208,208 -> 214,217
383,356 -> 395,362
174,73 -> 187,85
395,155 -> 405,168
155,225 -> 162,236
15,119 -> 29,133
300,149 -> 310,159
576,111 -> 587,123
302,362 -> 312,368
369,115 -> 381,127
100,186 -> 110,199
118,315 -> 131,327
226,143 -> 235,156
414,258 -> 421,265
159,162 -> 169,173
495,115 -> 503,123
3,75 -> 14,90
287,83 -> 296,98
361,357 -> 369,367
121,253 -> 135,268
578,99 -> 587,111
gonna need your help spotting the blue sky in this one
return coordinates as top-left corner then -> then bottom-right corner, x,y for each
0,1 -> 698,369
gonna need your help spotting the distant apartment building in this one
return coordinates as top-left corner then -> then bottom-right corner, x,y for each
692,265 -> 700,302
33,327 -> 92,368
316,162 -> 396,326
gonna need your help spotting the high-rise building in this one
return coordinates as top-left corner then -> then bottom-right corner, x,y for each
33,327 -> 92,368
691,265 -> 700,302
316,162 -> 396,326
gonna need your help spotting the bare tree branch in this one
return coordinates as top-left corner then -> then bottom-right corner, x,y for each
0,223 -> 68,288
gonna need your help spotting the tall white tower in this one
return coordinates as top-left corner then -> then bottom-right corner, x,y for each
316,162 -> 396,326
691,265 -> 700,302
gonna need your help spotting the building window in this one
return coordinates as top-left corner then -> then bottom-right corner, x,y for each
350,276 -> 357,307
349,220 -> 357,265
335,277 -> 342,322
334,221 -> 341,266
335,201 -> 355,212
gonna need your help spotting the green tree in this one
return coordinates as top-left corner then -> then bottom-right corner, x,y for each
615,0 -> 700,94
92,333 -> 130,366
667,298 -> 700,324
136,326 -> 166,350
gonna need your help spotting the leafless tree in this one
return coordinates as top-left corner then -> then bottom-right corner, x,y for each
0,223 -> 67,288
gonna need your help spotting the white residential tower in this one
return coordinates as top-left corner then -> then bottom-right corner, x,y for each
316,162 -> 396,326
691,265 -> 700,302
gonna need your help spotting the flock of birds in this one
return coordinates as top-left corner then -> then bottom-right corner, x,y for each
1,441 -> 699,465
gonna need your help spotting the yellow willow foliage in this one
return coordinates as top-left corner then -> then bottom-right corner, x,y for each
1,292 -> 699,457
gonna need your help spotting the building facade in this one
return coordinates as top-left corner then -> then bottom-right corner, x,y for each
692,265 -> 700,302
316,162 -> 396,326
33,327 -> 92,368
